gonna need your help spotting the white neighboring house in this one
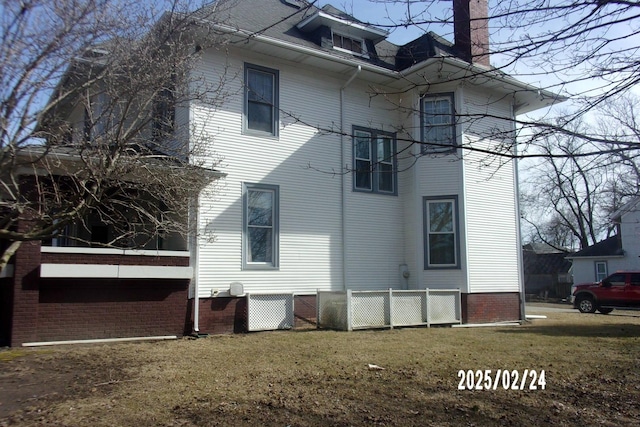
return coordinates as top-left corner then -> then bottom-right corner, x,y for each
187,0 -> 562,332
567,197 -> 640,285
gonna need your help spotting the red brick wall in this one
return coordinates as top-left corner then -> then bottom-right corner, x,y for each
41,252 -> 189,266
462,292 -> 522,323
0,278 -> 13,346
10,238 -> 42,347
196,297 -> 247,335
35,279 -> 190,342
294,295 -> 316,327
195,295 -> 318,335
453,0 -> 490,66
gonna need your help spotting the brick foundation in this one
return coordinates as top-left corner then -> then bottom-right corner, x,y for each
34,279 -> 190,343
0,278 -> 12,346
462,292 -> 522,323
5,234 -> 193,346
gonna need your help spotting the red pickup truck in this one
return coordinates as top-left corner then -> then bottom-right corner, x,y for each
571,271 -> 640,314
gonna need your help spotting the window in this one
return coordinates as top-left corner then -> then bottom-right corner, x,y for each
244,63 -> 279,136
152,87 -> 175,142
243,183 -> 279,269
595,261 -> 608,282
421,93 -> 456,152
424,196 -> 459,268
332,32 -> 365,55
353,127 -> 396,194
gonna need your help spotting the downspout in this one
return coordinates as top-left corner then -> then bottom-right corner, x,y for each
512,101 -> 527,323
340,65 -> 361,290
192,197 -> 201,334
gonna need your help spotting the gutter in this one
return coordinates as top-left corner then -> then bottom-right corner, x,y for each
340,65 -> 361,290
207,21 -> 563,102
205,22 -> 397,77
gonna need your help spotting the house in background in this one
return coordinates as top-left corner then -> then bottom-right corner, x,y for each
522,243 -> 573,299
567,197 -> 640,284
3,0 -> 562,346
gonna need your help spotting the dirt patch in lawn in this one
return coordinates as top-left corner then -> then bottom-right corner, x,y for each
1,311 -> 640,426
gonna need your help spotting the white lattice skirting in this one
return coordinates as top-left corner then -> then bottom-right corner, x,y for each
317,289 -> 462,331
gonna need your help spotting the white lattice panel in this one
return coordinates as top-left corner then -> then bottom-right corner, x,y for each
246,293 -> 294,331
392,292 -> 427,326
351,292 -> 389,329
427,290 -> 461,325
317,292 -> 349,330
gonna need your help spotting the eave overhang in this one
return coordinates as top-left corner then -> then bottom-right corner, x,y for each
196,20 -> 566,115
296,10 -> 389,42
14,148 -> 225,185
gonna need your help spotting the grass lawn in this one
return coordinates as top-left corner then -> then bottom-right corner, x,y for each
1,309 -> 639,426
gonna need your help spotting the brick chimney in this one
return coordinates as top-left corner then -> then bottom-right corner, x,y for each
453,0 -> 490,66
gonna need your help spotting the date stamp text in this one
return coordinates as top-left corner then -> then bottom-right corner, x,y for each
457,369 -> 546,390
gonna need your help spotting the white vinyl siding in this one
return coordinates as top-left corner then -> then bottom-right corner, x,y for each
342,82 -> 405,291
191,47 -> 526,298
462,87 -> 520,293
193,49 -> 406,296
408,88 -> 466,290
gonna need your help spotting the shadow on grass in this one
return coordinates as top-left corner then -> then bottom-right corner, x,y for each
499,322 -> 640,338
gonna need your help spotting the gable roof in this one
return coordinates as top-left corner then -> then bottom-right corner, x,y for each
194,0 -> 472,71
566,235 -> 624,259
191,0 -> 564,114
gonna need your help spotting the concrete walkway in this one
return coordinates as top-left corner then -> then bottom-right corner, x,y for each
526,303 -> 575,314
526,302 -> 640,317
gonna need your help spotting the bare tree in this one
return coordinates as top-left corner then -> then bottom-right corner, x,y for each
0,0 -> 232,272
351,0 -> 640,159
520,95 -> 640,250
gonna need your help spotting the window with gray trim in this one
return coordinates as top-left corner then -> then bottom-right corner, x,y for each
424,196 -> 459,268
421,93 -> 456,152
353,127 -> 397,194
244,63 -> 279,136
243,183 -> 279,269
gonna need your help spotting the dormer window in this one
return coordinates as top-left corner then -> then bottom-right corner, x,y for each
332,32 -> 364,55
297,9 -> 388,58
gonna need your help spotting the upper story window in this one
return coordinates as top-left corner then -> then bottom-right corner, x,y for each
353,127 -> 397,195
152,87 -> 175,142
332,32 -> 367,56
421,93 -> 456,153
244,63 -> 279,136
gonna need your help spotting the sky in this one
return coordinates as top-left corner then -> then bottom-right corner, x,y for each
315,0 -> 640,104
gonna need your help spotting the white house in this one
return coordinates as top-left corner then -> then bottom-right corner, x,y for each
188,0 -> 561,333
2,0 -> 562,346
567,197 -> 640,285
